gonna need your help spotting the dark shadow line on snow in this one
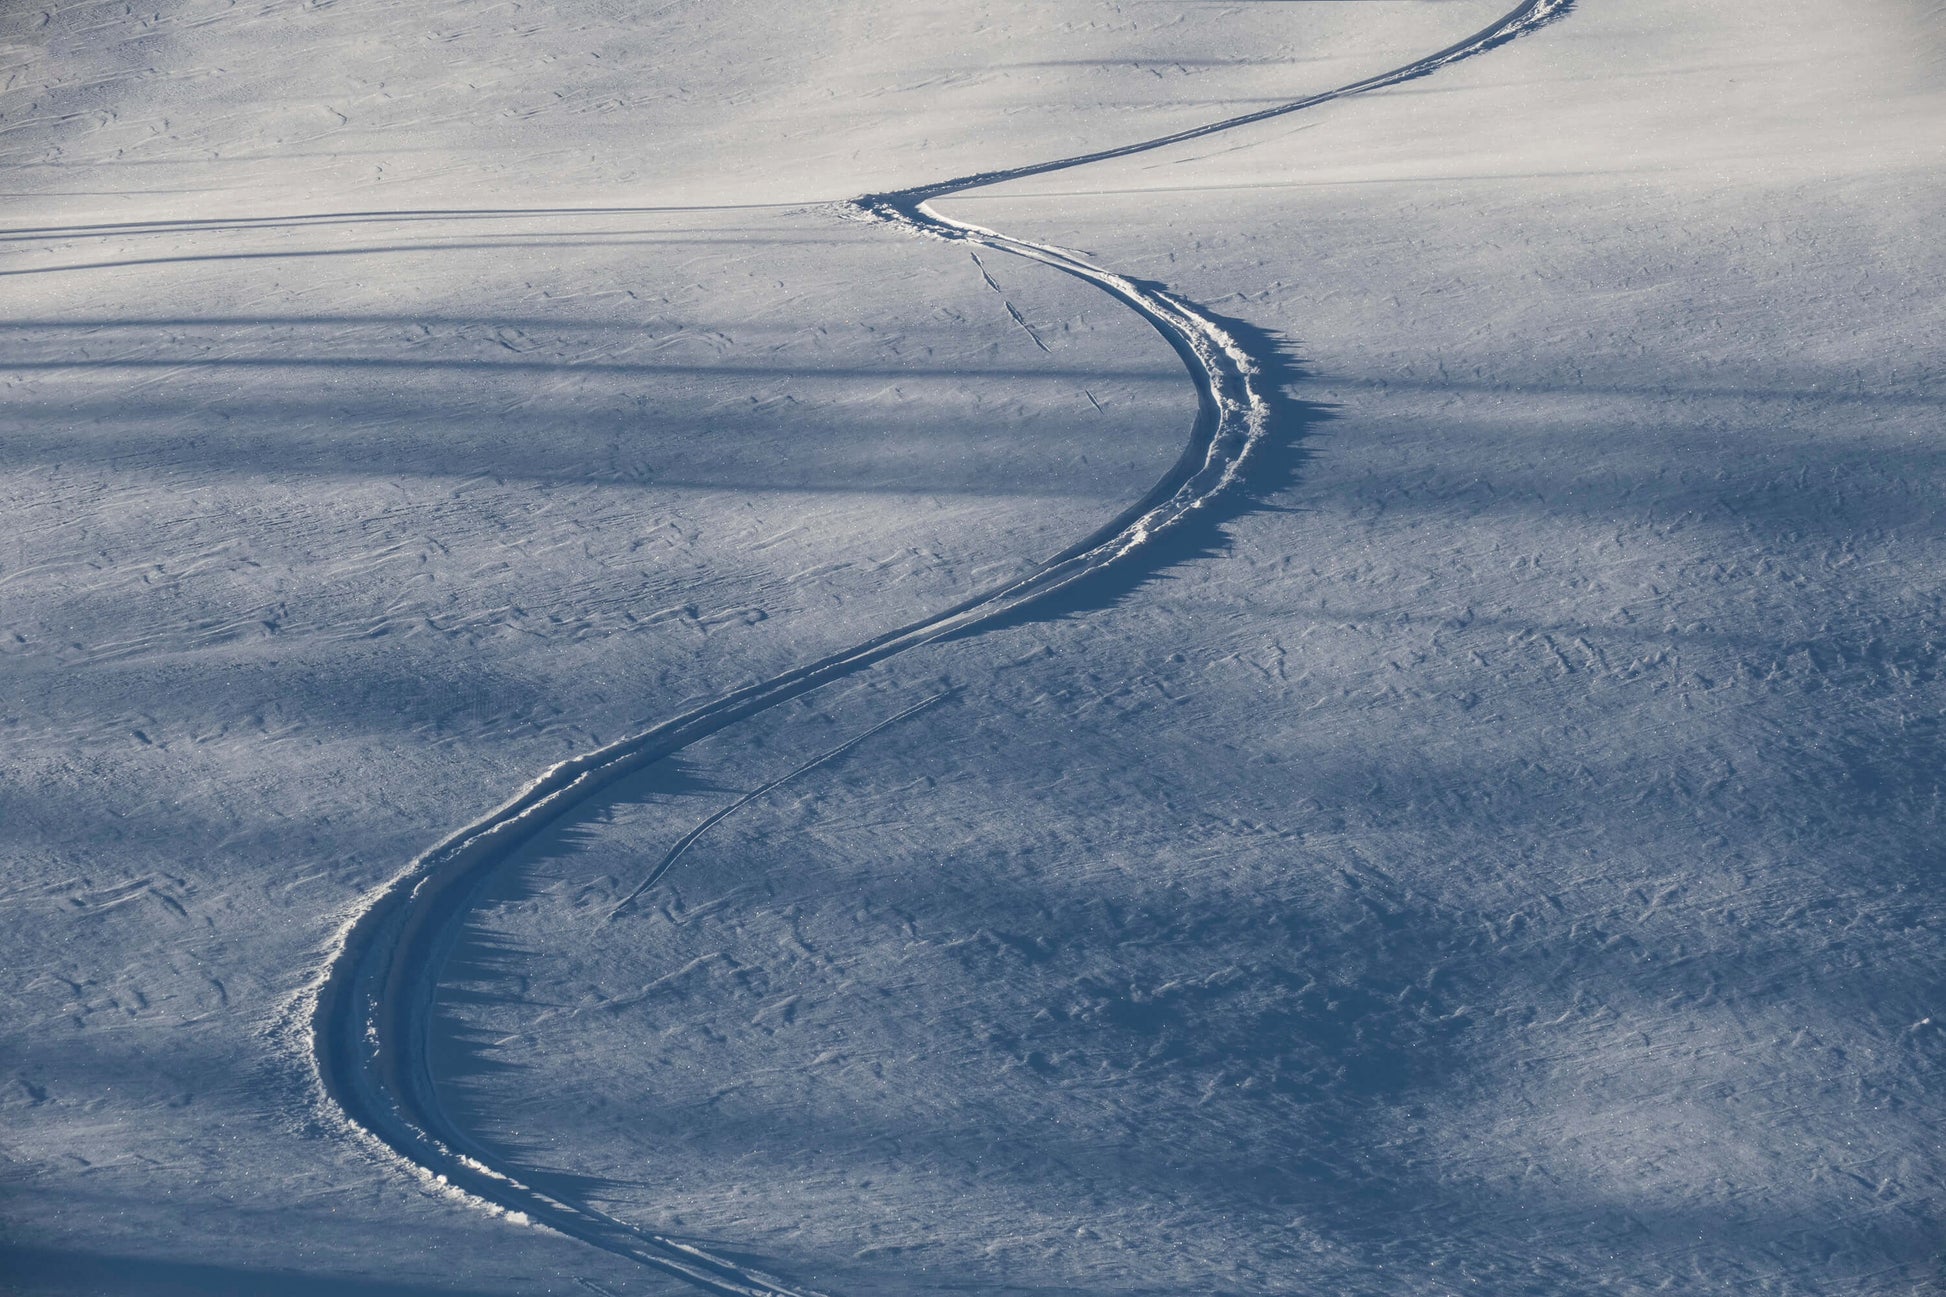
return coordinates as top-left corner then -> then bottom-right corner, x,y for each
0,355 -> 1181,382
0,203 -> 818,242
0,1244 -> 511,1297
0,235 -> 836,278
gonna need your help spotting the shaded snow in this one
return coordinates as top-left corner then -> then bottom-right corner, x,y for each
3,0 -> 1942,1293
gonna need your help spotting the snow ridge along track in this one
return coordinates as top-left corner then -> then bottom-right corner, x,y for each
304,3 -> 1574,1293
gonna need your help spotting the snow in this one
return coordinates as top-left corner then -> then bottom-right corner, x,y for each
4,1 -> 1942,1294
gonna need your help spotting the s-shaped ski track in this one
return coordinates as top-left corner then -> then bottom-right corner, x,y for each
304,3 -> 1575,1293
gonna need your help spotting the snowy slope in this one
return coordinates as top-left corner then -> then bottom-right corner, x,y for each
0,215 -> 1193,1293
4,0 -> 1942,1294
432,2 -> 1946,1294
1,1 -> 1468,1290
928,4 -> 1946,1283
6,0 -> 1500,216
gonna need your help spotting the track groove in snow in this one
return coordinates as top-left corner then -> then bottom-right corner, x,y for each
604,690 -> 953,922
305,3 -> 1576,1292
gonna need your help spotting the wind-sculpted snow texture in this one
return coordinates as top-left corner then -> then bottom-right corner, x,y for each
310,3 -> 1573,1292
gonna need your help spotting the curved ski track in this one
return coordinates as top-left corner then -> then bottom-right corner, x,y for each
305,3 -> 1575,1293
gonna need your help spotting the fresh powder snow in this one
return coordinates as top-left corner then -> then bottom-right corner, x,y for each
2,2 -> 1941,1294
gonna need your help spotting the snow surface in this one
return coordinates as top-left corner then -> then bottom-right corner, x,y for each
4,0 -> 1943,1294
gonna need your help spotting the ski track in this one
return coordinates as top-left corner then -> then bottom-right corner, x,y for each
301,3 -> 1576,1293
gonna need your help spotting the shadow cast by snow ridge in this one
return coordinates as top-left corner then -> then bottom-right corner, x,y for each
0,1244 -> 516,1297
949,303 -> 1333,636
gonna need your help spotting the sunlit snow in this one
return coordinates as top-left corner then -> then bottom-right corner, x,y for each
3,1 -> 1941,1294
